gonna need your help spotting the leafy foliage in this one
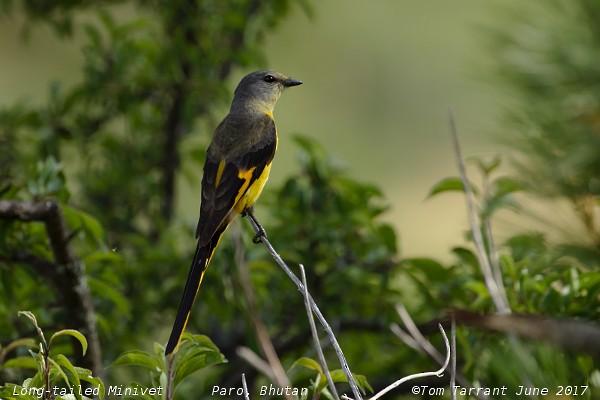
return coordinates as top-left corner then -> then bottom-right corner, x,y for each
0,312 -> 104,400
486,0 -> 600,245
1,0 -> 599,399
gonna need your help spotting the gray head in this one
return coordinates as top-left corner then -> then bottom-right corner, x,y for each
232,70 -> 302,112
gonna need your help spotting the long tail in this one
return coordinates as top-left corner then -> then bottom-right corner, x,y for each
165,226 -> 226,355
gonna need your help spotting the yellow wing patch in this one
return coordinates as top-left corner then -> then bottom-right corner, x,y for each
234,163 -> 272,214
232,167 -> 256,209
215,160 -> 227,188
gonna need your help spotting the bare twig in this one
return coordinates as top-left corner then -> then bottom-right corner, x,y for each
232,228 -> 294,399
450,318 -> 456,400
389,324 -> 420,351
447,110 -> 510,314
299,264 -> 340,400
393,305 -> 488,400
245,213 -> 363,400
395,305 -> 441,361
237,346 -> 277,384
166,354 -> 175,400
368,324 -> 450,400
481,175 -> 509,307
242,373 -> 250,400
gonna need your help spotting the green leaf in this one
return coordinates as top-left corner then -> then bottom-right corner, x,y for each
0,384 -> 41,400
1,338 -> 37,357
492,176 -> 522,195
451,247 -> 480,271
48,357 -> 71,388
113,350 -> 161,371
328,370 -> 373,394
3,356 -> 38,370
289,357 -> 323,374
174,335 -> 226,387
471,155 -> 502,176
377,224 -> 397,252
50,329 -> 88,356
62,206 -> 105,244
427,177 -> 478,198
17,311 -> 39,329
403,258 -> 450,282
88,277 -> 131,317
463,281 -> 490,300
54,354 -> 82,400
74,367 -> 105,400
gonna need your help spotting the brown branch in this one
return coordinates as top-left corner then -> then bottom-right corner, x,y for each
451,310 -> 600,357
0,200 -> 103,376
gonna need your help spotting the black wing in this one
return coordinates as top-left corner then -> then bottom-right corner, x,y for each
196,119 -> 276,245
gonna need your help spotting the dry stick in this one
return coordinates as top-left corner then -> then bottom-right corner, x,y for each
232,228 -> 295,400
245,214 -> 363,400
166,354 -> 176,400
368,324 -> 450,400
299,264 -> 341,400
450,318 -> 456,400
447,110 -> 510,314
481,174 -> 510,306
394,305 -> 441,360
237,346 -> 278,383
242,373 -> 251,400
389,324 -> 420,351
483,220 -> 509,306
393,305 -> 488,400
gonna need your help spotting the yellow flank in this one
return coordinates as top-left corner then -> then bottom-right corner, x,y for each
264,110 -> 274,119
215,160 -> 226,188
232,168 -> 255,206
234,163 -> 272,214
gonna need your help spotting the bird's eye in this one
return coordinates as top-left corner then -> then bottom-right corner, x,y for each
263,75 -> 276,83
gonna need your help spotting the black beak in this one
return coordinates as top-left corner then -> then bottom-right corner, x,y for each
284,77 -> 303,87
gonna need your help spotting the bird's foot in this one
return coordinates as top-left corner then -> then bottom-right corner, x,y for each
252,228 -> 266,244
244,206 -> 267,244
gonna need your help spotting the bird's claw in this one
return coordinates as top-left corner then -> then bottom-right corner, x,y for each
252,229 -> 266,244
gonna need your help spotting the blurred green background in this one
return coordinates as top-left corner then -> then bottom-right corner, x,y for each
1,1 -> 598,399
1,0 -> 523,260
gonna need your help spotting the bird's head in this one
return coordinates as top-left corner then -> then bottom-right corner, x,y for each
232,70 -> 302,112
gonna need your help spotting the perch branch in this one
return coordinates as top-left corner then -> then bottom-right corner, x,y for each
232,228 -> 294,399
245,213 -> 363,400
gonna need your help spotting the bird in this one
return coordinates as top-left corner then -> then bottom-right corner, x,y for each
165,70 -> 302,355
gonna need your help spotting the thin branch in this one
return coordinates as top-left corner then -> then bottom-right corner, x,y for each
450,318 -> 456,400
447,109 -> 510,314
393,305 -> 488,400
299,264 -> 340,400
245,213 -> 363,400
481,174 -> 509,308
232,228 -> 294,400
236,346 -> 277,383
166,354 -> 175,400
242,373 -> 250,400
395,305 -> 441,360
367,324 -> 450,400
389,324 -> 420,351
